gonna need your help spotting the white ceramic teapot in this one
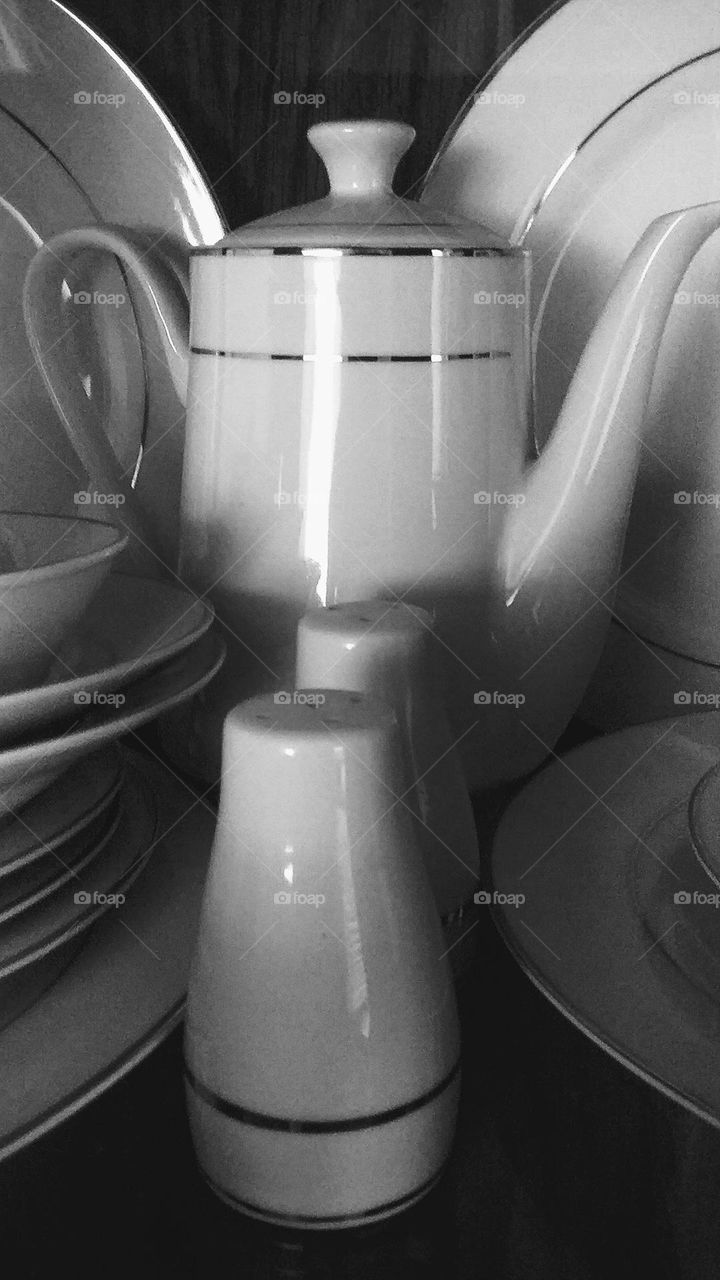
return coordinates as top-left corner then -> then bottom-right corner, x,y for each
22,120 -> 720,785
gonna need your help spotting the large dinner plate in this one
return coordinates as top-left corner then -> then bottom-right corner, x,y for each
0,0 -> 225,567
422,0 -> 720,673
492,712 -> 720,1129
0,749 -> 216,1161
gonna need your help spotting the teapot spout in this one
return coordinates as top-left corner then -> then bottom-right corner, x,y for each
497,201 -> 720,754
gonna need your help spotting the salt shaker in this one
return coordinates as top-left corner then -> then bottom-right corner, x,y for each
296,601 -> 480,973
184,689 -> 460,1228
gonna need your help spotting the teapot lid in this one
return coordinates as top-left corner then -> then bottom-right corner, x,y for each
203,120 -> 512,253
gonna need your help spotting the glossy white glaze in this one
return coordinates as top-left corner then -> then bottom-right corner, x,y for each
423,3 -> 720,724
0,0 -> 224,568
185,690 -> 460,1225
0,514 -> 125,695
295,601 -> 479,970
23,119 -> 720,783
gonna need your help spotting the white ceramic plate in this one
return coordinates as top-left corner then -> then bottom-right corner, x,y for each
0,762 -> 153,1035
492,711 -> 720,1129
0,573 -> 214,742
422,0 -> 720,673
0,769 -> 153,977
424,0 -> 720,248
0,748 -> 216,1162
0,628 -> 225,813
0,794 -> 121,924
0,746 -> 122,877
0,0 -> 224,565
689,761 -> 720,891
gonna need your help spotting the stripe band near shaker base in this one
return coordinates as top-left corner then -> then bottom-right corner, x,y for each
203,1164 -> 445,1226
192,245 -> 514,258
184,1057 -> 460,1134
189,347 -> 512,362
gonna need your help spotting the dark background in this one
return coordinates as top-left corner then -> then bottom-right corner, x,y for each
68,0 -> 543,226
6,3 -> 720,1278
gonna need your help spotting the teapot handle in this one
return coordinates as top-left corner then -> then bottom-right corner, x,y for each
22,226 -> 190,573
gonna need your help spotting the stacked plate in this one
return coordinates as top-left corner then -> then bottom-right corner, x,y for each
0,570 -> 225,1158
491,712 -> 720,1130
0,0 -> 228,1158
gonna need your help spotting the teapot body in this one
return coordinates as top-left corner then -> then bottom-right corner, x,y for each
25,120 -> 720,787
179,245 -> 530,759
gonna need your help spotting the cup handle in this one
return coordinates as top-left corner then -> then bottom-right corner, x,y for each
22,225 -> 190,572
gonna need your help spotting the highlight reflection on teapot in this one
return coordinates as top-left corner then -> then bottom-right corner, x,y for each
23,120 -> 720,785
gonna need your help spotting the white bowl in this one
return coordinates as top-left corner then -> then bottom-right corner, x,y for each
0,513 -> 126,694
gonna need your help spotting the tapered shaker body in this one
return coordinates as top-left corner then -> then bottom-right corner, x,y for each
297,602 -> 480,971
184,689 -> 460,1228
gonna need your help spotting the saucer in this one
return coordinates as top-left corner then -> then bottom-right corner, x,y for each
0,747 -> 123,878
578,620 -> 720,733
689,762 -> 720,891
0,762 -> 156,1034
0,750 -> 216,1161
0,574 -> 214,742
0,629 -> 225,813
492,711 -> 720,1129
0,795 -> 122,925
0,766 -> 155,980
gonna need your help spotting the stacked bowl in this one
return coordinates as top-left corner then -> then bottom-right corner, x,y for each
0,511 -> 223,1034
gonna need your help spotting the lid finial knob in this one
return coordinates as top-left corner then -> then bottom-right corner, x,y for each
307,119 -> 416,198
